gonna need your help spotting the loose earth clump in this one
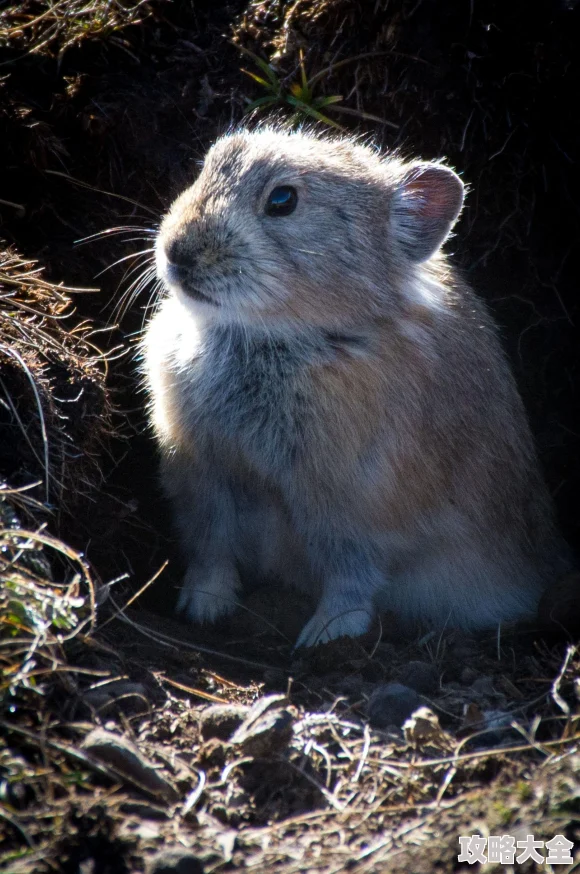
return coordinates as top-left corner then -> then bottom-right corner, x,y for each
1,1 -> 579,872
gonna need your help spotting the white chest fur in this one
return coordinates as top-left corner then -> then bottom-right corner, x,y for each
144,294 -> 314,478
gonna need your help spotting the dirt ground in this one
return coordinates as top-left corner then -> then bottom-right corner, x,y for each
1,1 -> 580,872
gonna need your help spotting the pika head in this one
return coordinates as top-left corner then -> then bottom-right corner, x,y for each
156,128 -> 464,330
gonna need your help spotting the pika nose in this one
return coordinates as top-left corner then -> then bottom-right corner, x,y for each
164,236 -> 196,269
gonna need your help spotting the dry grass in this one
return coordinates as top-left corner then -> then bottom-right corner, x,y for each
0,0 -> 155,56
2,592 -> 579,872
0,515 -> 96,700
0,247 -> 111,509
0,246 -> 116,871
0,513 -> 102,872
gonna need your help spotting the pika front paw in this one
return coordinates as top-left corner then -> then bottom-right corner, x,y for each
294,602 -> 374,650
176,562 -> 242,624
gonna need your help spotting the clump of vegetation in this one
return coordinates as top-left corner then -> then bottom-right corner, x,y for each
0,243 -> 108,724
0,251 -> 110,872
0,248 -> 111,509
0,0 -> 154,56
239,45 -> 398,129
240,46 -> 345,127
0,507 -> 95,703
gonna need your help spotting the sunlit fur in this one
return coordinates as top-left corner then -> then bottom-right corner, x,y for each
143,126 -> 571,648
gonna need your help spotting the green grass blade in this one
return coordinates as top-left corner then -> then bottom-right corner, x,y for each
312,94 -> 344,108
244,96 -> 278,113
285,95 -> 345,130
242,69 -> 277,92
237,46 -> 280,87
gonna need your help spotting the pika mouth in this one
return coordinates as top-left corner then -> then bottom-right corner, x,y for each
164,263 -> 219,306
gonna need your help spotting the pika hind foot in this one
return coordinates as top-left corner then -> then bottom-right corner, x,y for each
177,561 -> 242,624
294,599 -> 374,649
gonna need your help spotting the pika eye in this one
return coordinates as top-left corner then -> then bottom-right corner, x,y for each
265,185 -> 298,217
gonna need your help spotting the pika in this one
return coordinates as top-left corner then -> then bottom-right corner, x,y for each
143,126 -> 571,648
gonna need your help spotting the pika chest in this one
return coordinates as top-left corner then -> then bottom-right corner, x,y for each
190,327 -> 310,471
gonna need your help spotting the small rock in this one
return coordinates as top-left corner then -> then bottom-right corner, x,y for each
148,849 -> 204,874
81,728 -> 178,802
230,694 -> 293,757
460,667 -> 478,685
396,660 -> 439,695
478,709 -> 518,746
199,704 -> 249,741
460,705 -> 518,747
82,680 -> 149,717
471,676 -> 496,697
367,683 -> 422,729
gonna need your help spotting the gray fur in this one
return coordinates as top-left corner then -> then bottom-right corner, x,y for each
142,126 -> 571,648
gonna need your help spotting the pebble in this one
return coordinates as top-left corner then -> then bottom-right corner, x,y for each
460,667 -> 478,685
82,680 -> 149,717
396,660 -> 439,695
81,728 -> 178,802
199,704 -> 249,741
471,676 -> 496,697
230,694 -> 293,757
147,849 -> 204,874
367,683 -> 422,729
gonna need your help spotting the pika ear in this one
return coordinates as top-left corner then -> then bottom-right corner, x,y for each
391,163 -> 464,263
